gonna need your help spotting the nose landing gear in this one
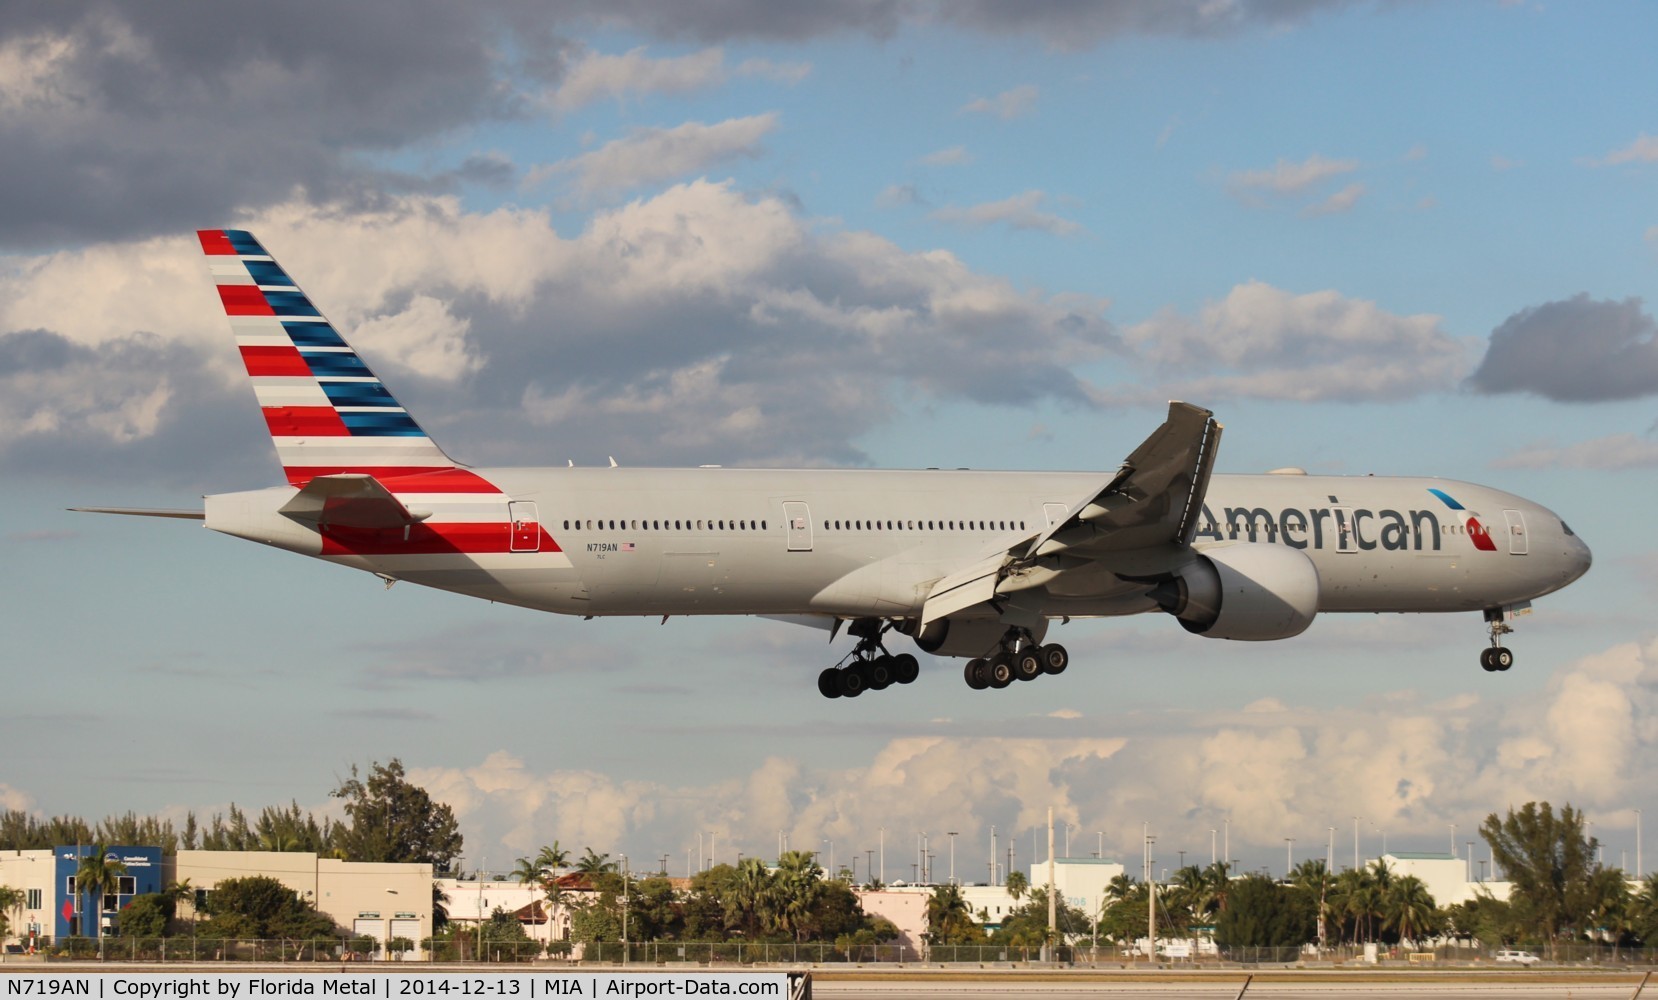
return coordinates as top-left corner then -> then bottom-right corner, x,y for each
1480,607 -> 1515,672
818,619 -> 920,699
963,628 -> 1068,690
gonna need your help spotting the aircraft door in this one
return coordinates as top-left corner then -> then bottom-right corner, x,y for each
1043,503 -> 1069,528
508,501 -> 540,552
1331,506 -> 1356,553
1503,509 -> 1528,555
784,501 -> 812,552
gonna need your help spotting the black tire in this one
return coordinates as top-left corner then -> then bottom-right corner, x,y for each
1494,647 -> 1514,671
964,658 -> 990,690
1013,648 -> 1042,682
818,667 -> 843,698
988,656 -> 1014,689
1479,648 -> 1498,672
839,664 -> 867,698
867,655 -> 894,690
1040,643 -> 1069,675
893,653 -> 920,684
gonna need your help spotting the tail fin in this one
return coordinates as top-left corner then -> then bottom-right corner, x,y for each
199,229 -> 460,486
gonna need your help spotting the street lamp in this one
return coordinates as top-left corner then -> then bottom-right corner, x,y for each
948,832 -> 958,885
1284,838 -> 1294,878
620,854 -> 629,966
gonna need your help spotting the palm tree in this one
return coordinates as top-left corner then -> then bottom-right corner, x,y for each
75,846 -> 128,943
1382,875 -> 1438,946
535,842 -> 570,874
925,883 -> 976,945
163,880 -> 196,936
725,857 -> 777,939
1005,870 -> 1029,902
1289,859 -> 1333,948
575,847 -> 616,876
512,855 -> 544,887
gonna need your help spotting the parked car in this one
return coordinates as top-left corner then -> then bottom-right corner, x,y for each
1495,949 -> 1540,966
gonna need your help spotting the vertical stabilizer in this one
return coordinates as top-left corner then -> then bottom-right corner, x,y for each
199,229 -> 459,485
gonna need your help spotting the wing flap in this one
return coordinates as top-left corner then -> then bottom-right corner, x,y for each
921,550 -> 1010,626
278,473 -> 431,529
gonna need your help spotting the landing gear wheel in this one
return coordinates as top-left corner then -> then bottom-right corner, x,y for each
838,663 -> 867,698
818,667 -> 843,698
1040,644 -> 1069,675
867,655 -> 894,690
1479,648 -> 1498,672
1494,647 -> 1513,671
892,653 -> 920,684
964,658 -> 990,691
988,656 -> 1014,689
1013,648 -> 1043,682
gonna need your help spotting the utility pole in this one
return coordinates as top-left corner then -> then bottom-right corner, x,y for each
879,828 -> 885,886
1639,809 -> 1644,877
1353,817 -> 1360,871
990,826 -> 998,885
1327,827 -> 1334,872
620,855 -> 629,966
1210,829 -> 1216,867
948,832 -> 958,885
1144,825 -> 1156,964
1285,838 -> 1294,878
1046,808 -> 1056,961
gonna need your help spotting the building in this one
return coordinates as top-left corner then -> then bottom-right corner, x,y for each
433,873 -> 578,947
1380,852 -> 1510,906
1027,857 -> 1126,925
57,845 -> 163,939
173,850 -> 433,955
853,886 -> 927,954
0,850 -> 55,952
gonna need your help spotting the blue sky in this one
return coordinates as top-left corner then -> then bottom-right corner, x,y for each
3,0 -> 1657,881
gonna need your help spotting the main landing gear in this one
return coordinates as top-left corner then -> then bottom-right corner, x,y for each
818,620 -> 920,699
1480,608 -> 1515,672
963,628 -> 1068,691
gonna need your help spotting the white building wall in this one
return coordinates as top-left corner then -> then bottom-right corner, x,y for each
1027,858 -> 1126,923
0,850 -> 55,951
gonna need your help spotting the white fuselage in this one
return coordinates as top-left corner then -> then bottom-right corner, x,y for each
204,467 -> 1591,624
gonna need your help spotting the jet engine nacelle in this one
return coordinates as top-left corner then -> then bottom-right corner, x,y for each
1153,543 -> 1320,641
908,618 -> 1043,658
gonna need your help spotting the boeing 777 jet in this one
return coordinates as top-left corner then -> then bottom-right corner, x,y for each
77,231 -> 1593,699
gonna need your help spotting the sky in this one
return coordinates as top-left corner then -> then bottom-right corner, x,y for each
3,0 -> 1658,884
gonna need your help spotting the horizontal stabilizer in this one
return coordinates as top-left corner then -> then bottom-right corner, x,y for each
69,507 -> 205,520
278,473 -> 430,529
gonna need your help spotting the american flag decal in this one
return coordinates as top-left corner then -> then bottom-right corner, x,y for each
621,542 -> 636,552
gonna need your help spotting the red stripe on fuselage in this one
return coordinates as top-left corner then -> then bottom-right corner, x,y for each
263,406 -> 349,437
240,345 -> 310,377
198,230 -> 236,255
320,521 -> 561,556
1468,517 -> 1498,552
219,285 -> 273,316
280,466 -> 505,491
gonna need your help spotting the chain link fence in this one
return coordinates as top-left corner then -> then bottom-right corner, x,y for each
19,936 -> 1658,966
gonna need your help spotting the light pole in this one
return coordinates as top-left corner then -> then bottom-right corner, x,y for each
879,828 -> 885,886
477,857 -> 485,960
1353,817 -> 1360,871
620,855 -> 629,965
825,840 -> 834,879
1450,823 -> 1456,858
1210,829 -> 1216,867
866,850 -> 875,887
1285,838 -> 1294,878
1639,809 -> 1644,877
948,832 -> 958,884
1466,841 -> 1474,882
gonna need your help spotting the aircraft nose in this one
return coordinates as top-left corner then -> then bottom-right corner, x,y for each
1570,533 -> 1592,581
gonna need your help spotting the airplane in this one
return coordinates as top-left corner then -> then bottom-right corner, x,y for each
76,230 -> 1593,698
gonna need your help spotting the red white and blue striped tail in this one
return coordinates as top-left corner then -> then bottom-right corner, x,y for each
199,229 -> 461,487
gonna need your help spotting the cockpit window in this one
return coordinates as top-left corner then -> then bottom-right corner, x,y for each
1561,521 -> 1575,537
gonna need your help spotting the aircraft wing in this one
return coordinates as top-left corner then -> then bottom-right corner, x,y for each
1023,401 -> 1220,562
278,474 -> 431,530
919,401 -> 1221,624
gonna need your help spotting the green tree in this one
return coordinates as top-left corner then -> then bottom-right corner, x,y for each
1213,874 -> 1316,953
1444,893 -> 1519,946
75,845 -> 128,942
117,893 -> 174,938
575,847 -> 617,876
1381,875 -> 1440,945
924,883 -> 984,945
535,842 -> 571,873
1481,801 -> 1599,955
0,885 -> 24,939
331,759 -> 463,867
197,875 -> 337,940
1005,870 -> 1029,901
994,886 -> 1089,954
